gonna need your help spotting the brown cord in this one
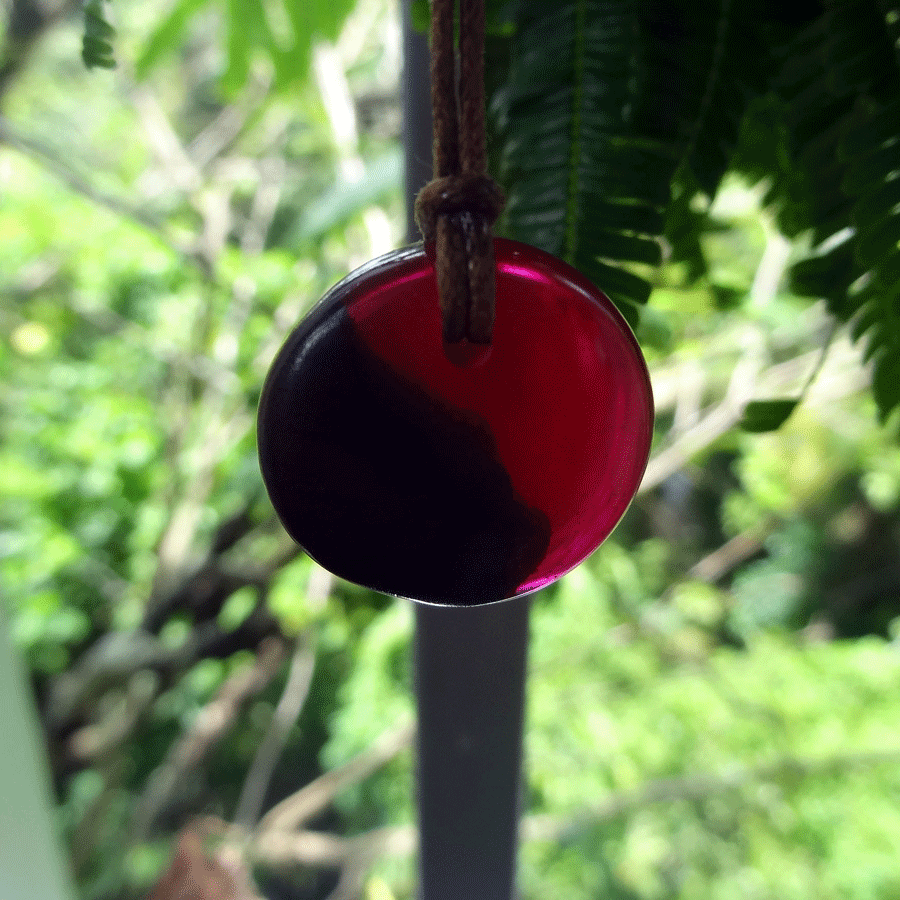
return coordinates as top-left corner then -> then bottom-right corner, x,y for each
414,0 -> 504,345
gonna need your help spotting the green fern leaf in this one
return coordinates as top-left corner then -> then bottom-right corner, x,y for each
82,0 -> 116,69
851,170 -> 900,227
740,399 -> 800,433
494,0 -> 659,313
779,0 -> 900,421
873,350 -> 900,422
492,0 -> 792,319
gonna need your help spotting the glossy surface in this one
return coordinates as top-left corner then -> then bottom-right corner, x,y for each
258,238 -> 653,605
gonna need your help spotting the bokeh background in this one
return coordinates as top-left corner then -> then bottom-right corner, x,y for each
3,0 -> 900,898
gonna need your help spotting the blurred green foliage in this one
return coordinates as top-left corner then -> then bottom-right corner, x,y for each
1,1 -> 900,899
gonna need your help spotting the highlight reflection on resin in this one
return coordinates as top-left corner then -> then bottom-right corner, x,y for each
258,238 -> 654,606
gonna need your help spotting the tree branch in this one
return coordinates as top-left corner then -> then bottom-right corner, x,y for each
249,746 -> 900,882
523,747 -> 900,844
255,720 -> 416,837
641,334 -> 869,493
0,115 -> 205,269
131,637 -> 288,842
233,620 -> 321,831
0,0 -> 78,100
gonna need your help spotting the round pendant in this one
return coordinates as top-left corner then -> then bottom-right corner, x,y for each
258,238 -> 653,606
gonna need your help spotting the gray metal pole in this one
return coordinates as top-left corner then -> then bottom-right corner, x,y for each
402,0 -> 433,243
402,4 -> 529,898
413,600 -> 528,900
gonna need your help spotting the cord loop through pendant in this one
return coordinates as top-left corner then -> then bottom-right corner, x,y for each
415,0 -> 504,346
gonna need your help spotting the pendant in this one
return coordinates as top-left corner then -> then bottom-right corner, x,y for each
258,238 -> 653,606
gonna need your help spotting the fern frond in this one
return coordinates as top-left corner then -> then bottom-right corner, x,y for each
491,0 -> 789,319
493,0 -> 662,317
82,0 -> 116,69
779,0 -> 900,421
634,0 -> 775,200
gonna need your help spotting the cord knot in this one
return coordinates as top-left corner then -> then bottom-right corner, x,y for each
415,175 -> 505,346
415,174 -> 505,242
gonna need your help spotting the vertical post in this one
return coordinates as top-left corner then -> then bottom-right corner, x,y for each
413,600 -> 529,900
402,3 -> 530,898
402,0 -> 434,241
